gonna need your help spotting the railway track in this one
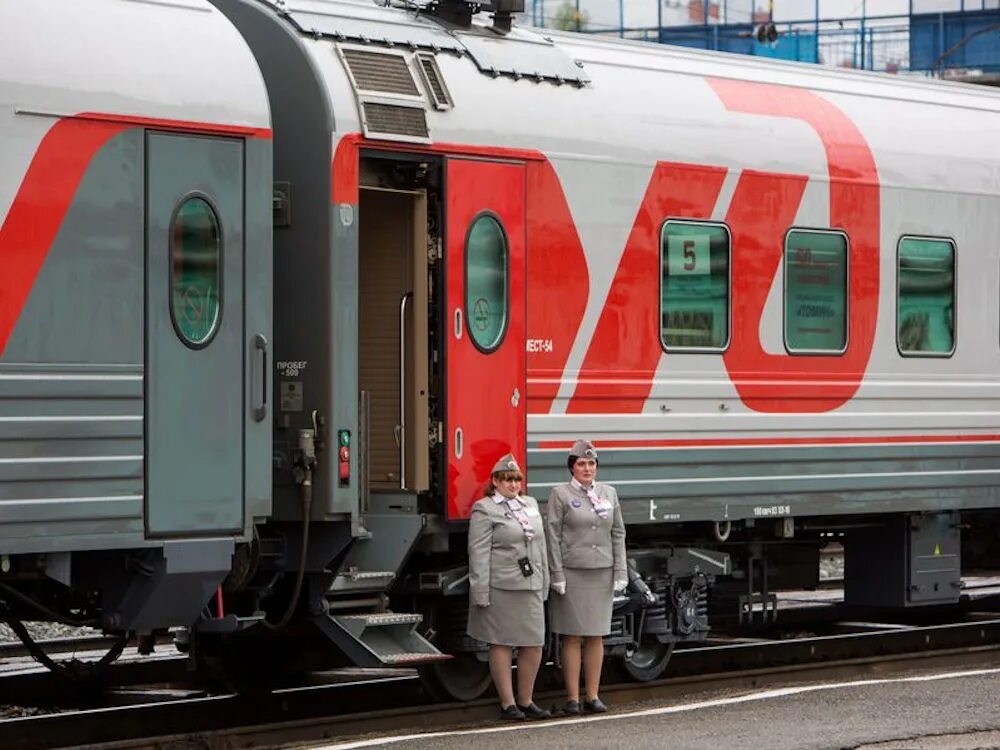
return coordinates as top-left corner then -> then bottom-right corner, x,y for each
5,612 -> 1000,750
0,632 -> 186,708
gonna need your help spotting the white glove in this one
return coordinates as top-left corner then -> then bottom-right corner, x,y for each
613,579 -> 628,593
551,581 -> 567,595
472,591 -> 490,607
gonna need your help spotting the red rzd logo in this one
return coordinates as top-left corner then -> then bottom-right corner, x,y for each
567,79 -> 880,415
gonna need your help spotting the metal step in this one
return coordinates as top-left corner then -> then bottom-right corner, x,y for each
328,569 -> 396,593
314,610 -> 447,668
382,652 -> 451,665
338,612 -> 423,630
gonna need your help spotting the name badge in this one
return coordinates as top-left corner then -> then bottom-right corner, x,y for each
570,499 -> 582,508
525,506 -> 540,517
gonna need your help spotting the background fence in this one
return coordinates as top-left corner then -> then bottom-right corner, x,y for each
525,0 -> 1000,75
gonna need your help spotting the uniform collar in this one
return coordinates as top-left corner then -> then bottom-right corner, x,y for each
493,491 -> 521,504
570,478 -> 595,493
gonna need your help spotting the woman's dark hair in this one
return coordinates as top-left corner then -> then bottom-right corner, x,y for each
567,456 -> 598,473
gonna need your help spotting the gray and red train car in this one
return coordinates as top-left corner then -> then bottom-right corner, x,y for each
2,0 -> 999,697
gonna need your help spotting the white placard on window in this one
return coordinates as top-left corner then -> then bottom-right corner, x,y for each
667,234 -> 710,276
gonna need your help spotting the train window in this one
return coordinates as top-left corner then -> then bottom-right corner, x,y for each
784,229 -> 848,354
170,196 -> 222,348
897,236 -> 955,356
660,220 -> 731,351
465,213 -> 508,352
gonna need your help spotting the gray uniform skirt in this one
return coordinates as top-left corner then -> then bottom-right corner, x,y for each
467,586 -> 546,647
549,567 -> 613,636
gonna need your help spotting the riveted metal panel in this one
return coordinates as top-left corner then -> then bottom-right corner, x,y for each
283,7 -> 465,54
455,29 -> 589,84
281,3 -> 588,85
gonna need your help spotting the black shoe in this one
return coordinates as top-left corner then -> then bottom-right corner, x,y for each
517,702 -> 552,719
499,704 -> 526,721
561,699 -> 581,716
583,697 -> 608,714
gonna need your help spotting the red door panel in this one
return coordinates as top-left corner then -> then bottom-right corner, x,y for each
446,159 -> 526,520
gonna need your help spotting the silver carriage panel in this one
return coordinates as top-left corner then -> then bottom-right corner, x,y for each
0,129 -> 145,553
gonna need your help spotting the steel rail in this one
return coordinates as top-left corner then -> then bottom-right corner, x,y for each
4,617 -> 1000,750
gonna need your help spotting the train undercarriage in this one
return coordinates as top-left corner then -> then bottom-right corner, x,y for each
0,502 -> 991,701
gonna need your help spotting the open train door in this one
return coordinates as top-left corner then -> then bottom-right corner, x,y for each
445,159 -> 526,520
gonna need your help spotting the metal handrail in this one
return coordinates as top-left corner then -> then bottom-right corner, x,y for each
399,292 -> 412,489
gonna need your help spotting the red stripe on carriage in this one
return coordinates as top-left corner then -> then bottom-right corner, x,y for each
566,162 -> 728,414
0,118 -> 127,357
711,79 -> 881,413
525,159 -> 589,414
537,434 -> 1000,450
77,112 -> 271,139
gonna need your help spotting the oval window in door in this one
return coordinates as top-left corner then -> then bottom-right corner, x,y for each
465,213 -> 508,352
170,196 -> 222,348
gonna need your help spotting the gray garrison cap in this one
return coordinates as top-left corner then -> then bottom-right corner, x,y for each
491,453 -> 522,475
569,439 -> 598,460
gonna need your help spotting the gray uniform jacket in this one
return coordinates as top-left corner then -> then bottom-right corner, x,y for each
468,495 -> 550,595
546,482 -> 626,585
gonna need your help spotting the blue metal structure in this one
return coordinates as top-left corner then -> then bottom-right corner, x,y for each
911,8 -> 1000,73
528,0 -> 1000,76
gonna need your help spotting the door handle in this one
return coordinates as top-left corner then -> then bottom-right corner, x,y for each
253,334 -> 268,422
399,293 -> 412,489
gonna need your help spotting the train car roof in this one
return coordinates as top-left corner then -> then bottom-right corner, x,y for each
270,0 -> 1000,112
0,0 -> 270,131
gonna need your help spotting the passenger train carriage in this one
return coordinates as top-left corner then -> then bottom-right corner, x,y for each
2,0 -> 999,697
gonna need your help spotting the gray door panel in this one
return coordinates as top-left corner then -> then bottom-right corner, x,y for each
146,133 -> 244,536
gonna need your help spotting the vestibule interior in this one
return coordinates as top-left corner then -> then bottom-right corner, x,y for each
357,162 -> 432,494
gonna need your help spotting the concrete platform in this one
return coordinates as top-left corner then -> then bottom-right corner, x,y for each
314,663 -> 1000,750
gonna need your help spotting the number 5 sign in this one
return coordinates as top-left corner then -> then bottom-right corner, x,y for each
667,235 -> 709,276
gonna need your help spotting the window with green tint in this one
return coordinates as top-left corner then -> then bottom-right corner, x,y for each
171,197 -> 222,348
784,230 -> 848,353
465,214 -> 508,352
897,237 -> 955,356
660,221 -> 730,350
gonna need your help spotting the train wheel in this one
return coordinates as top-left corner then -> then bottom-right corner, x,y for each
621,640 -> 674,682
419,654 -> 492,702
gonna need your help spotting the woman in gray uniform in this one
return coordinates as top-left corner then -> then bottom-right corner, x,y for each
467,454 -> 551,721
546,440 -> 626,715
